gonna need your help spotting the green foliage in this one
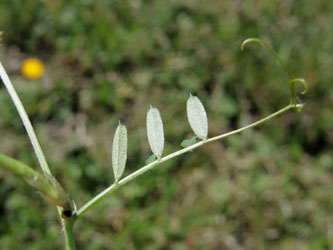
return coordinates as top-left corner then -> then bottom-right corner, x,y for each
145,154 -> 157,165
112,122 -> 128,183
186,94 -> 208,140
146,106 -> 164,158
0,152 -> 69,208
0,0 -> 332,249
181,136 -> 199,148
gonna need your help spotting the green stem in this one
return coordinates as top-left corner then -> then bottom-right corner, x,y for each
76,103 -> 300,217
206,104 -> 294,143
0,59 -> 74,249
241,38 -> 292,79
240,38 -> 308,106
62,217 -> 76,250
0,61 -> 51,175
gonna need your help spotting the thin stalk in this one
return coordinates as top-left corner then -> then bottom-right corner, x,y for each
77,103 -> 300,217
241,38 -> 293,79
0,61 -> 51,175
62,215 -> 76,250
0,60 -> 74,249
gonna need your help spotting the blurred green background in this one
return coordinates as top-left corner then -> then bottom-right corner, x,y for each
0,0 -> 332,249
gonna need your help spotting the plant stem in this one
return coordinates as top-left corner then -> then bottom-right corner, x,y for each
241,38 -> 293,79
205,104 -> 294,143
62,215 -> 76,250
0,60 -> 74,249
0,61 -> 51,175
77,103 -> 300,217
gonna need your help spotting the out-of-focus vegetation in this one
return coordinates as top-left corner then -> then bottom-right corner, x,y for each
0,0 -> 332,249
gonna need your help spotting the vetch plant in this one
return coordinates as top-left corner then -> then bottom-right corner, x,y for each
112,122 -> 128,183
146,105 -> 164,159
187,94 -> 208,140
0,37 -> 308,249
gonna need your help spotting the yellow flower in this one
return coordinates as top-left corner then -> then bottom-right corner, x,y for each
21,58 -> 45,80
